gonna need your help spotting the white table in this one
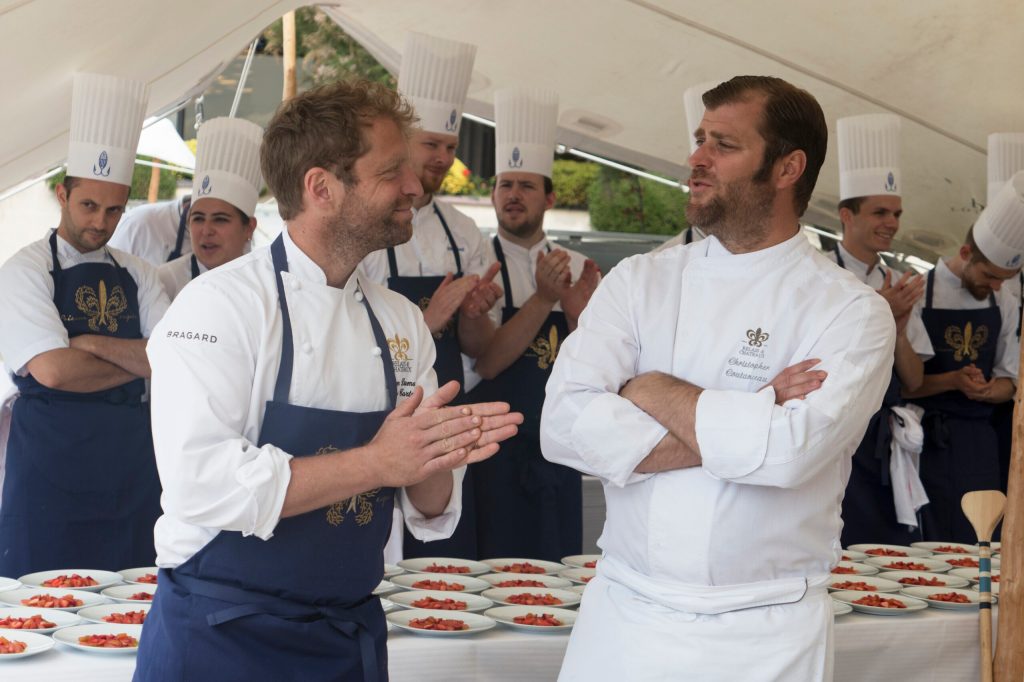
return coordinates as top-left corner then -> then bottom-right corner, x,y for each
0,607 -> 993,681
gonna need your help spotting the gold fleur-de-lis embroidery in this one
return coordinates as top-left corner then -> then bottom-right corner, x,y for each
527,325 -> 559,370
74,279 -> 128,333
388,334 -> 411,362
746,328 -> 770,347
944,322 -> 988,362
326,488 -> 381,527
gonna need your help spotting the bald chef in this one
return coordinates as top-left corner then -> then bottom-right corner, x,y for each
903,172 -> 1024,542
0,73 -> 167,574
826,114 -> 933,545
158,117 -> 262,300
542,76 -> 896,680
134,80 -> 521,681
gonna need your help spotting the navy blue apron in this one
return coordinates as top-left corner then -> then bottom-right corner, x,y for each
832,247 -> 919,544
468,237 -> 582,562
916,269 -> 1002,543
684,227 -> 694,245
388,203 -> 476,560
990,271 -> 1021,495
166,197 -> 191,262
135,235 -> 396,682
0,231 -> 161,575
190,255 -> 200,280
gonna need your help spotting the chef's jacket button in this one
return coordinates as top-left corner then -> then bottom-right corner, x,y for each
355,291 -> 364,302
371,346 -> 382,357
291,279 -> 302,291
302,342 -> 313,354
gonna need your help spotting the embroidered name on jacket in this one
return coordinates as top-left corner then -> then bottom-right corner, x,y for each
74,280 -> 129,333
944,322 -> 988,362
165,330 -> 218,343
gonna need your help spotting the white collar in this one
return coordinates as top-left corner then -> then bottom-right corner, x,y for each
281,226 -> 362,290
53,229 -> 111,261
497,232 -> 550,261
701,229 -> 808,267
837,242 -> 884,277
936,258 -> 963,288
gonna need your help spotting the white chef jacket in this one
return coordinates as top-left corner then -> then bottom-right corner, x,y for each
157,254 -> 208,301
147,227 -> 462,568
541,232 -> 896,605
653,225 -> 706,253
484,233 -> 589,324
108,196 -> 191,266
0,230 -> 169,377
824,243 -> 934,359
909,259 -> 1020,381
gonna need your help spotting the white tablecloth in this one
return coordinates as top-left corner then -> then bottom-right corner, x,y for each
0,607 -> 993,681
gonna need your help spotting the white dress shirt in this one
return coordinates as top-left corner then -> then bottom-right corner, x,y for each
824,243 -> 934,359
910,259 -> 1020,381
157,254 -> 208,301
108,196 -> 191,266
0,230 -> 169,376
147,228 -> 461,568
541,232 -> 896,608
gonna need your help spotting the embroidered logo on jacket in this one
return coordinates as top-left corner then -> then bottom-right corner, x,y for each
75,279 -> 128,333
527,325 -> 559,370
945,322 -> 988,362
388,333 -> 413,374
746,327 -> 770,348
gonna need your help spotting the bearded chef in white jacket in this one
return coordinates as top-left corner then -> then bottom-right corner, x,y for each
541,76 -> 897,681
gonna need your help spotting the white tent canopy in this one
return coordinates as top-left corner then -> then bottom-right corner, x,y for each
138,118 -> 196,171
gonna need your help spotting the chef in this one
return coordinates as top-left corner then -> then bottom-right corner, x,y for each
358,32 -> 500,559
158,117 -> 262,300
469,88 -> 601,562
0,73 -> 167,574
826,113 -> 934,545
109,194 -> 192,265
904,172 -> 1024,542
542,76 -> 896,680
134,80 -> 521,681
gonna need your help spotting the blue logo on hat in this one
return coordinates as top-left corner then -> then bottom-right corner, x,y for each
885,171 -> 897,192
197,175 -> 212,196
509,146 -> 523,169
444,109 -> 458,132
93,151 -> 111,177
1011,254 -> 1021,268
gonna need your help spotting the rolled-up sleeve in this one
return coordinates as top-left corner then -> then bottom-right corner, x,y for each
541,259 -> 663,487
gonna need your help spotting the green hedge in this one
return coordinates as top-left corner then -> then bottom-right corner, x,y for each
587,166 -> 689,235
552,160 -> 599,209
48,159 -> 182,201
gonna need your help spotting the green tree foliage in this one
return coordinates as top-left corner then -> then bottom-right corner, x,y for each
587,166 -> 689,235
551,160 -> 599,209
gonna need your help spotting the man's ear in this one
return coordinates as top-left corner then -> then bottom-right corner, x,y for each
776,150 -> 806,191
55,182 -> 68,208
304,167 -> 344,209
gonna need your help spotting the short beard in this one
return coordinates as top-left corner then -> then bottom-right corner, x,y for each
418,172 -> 444,196
326,197 -> 410,264
686,176 -> 775,252
498,212 -> 544,242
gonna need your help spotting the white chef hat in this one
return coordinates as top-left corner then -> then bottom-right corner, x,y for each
66,72 -> 149,187
683,81 -> 719,155
494,88 -> 559,179
973,171 -> 1024,270
987,133 -> 1024,207
837,113 -> 901,201
191,117 -> 264,218
398,32 -> 477,137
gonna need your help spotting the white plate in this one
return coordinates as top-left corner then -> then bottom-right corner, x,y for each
117,567 -> 160,586
881,571 -> 971,589
0,588 -> 107,612
482,587 -> 582,608
18,569 -> 122,593
827,576 -> 901,594
389,573 -> 490,594
558,568 -> 597,585
839,550 -> 869,562
477,572 -> 573,590
0,630 -> 55,660
864,556 -> 951,573
0,578 -> 21,593
900,586 -> 991,610
100,584 -> 156,604
971,582 -> 1001,596
373,580 -> 398,596
560,555 -> 601,569
383,564 -> 404,579
830,590 -> 928,616
847,544 -> 933,558
569,585 -> 587,596
948,567 -> 1001,584
75,603 -> 152,625
830,561 -> 879,576
0,607 -> 81,633
484,605 -> 578,632
388,589 -> 493,613
939,554 -> 1000,571
52,623 -> 143,654
911,542 -> 980,555
830,600 -> 853,617
379,598 -> 399,614
397,557 -> 491,576
386,608 -> 495,636
481,558 -> 566,575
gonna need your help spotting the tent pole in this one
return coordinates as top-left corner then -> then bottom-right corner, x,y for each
282,11 -> 297,101
229,40 -> 258,118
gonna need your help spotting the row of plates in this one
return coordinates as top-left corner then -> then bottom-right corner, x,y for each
830,585 -> 996,616
0,584 -> 156,611
0,567 -> 158,595
833,556 -> 1001,575
842,542 -> 1000,561
387,606 -> 578,636
0,623 -> 145,661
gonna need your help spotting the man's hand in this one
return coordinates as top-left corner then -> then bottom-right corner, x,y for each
535,250 -> 571,304
422,273 -> 479,335
460,262 -> 503,320
561,258 -> 601,326
877,271 -> 924,335
763,358 -> 827,405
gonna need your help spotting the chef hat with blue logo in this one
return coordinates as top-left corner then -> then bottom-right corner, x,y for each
683,81 -> 719,155
191,117 -> 264,218
973,171 -> 1024,270
494,88 -> 559,179
398,32 -> 477,137
66,72 -> 149,187
837,114 -> 901,201
987,133 -> 1024,207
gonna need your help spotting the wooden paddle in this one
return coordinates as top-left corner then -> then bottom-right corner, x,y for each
961,490 -> 1006,682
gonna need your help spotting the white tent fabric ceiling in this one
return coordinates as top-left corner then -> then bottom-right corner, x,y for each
1,1 -> 1020,258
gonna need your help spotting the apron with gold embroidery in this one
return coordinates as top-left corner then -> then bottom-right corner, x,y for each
468,236 -> 581,562
916,268 -> 1002,542
0,230 -> 161,575
135,234 -> 395,682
